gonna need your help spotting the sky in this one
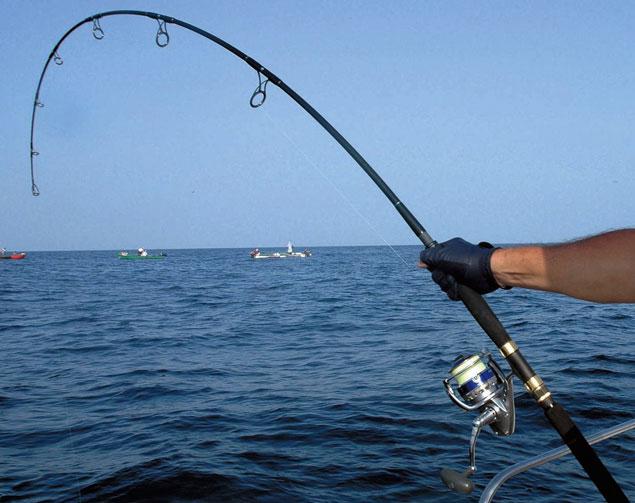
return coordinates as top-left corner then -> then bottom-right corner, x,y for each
2,1 -> 633,251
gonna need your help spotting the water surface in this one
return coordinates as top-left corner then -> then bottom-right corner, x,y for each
1,247 -> 633,502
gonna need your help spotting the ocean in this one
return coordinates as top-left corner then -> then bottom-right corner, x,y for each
1,246 -> 633,502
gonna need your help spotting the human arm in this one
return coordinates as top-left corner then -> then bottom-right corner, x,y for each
418,229 -> 635,304
490,229 -> 635,303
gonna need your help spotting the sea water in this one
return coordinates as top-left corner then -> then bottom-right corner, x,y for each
1,247 -> 633,502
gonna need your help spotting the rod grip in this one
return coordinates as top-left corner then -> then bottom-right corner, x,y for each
457,284 -> 512,348
545,404 -> 628,502
458,285 -> 628,501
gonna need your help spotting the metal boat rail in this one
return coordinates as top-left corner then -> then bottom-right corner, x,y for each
480,418 -> 635,502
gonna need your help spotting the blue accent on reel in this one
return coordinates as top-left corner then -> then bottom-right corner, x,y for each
458,367 -> 496,395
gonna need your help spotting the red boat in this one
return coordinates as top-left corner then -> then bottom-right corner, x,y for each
0,252 -> 26,260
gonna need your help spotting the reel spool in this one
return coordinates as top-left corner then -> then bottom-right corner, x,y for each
441,351 -> 515,495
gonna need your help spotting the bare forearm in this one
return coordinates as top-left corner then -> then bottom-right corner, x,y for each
491,229 -> 635,303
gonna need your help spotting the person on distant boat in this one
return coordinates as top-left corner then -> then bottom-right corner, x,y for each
418,228 -> 635,304
1,248 -> 5,256
287,242 -> 293,254
137,248 -> 148,257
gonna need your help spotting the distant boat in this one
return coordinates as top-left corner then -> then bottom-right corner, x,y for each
118,248 -> 167,260
0,252 -> 26,260
250,242 -> 311,259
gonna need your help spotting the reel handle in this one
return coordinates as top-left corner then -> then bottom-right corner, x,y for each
440,467 -> 475,495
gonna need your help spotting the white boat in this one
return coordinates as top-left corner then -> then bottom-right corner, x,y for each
250,242 -> 311,259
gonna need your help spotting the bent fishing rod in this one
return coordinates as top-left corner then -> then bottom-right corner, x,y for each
29,11 -> 627,501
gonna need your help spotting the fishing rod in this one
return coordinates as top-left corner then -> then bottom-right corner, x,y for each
29,11 -> 628,501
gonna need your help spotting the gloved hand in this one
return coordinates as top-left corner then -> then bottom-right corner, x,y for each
419,238 -> 502,301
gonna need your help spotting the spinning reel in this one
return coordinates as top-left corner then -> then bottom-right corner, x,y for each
441,351 -> 515,494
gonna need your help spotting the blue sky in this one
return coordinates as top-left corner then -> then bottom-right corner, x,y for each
3,1 -> 633,251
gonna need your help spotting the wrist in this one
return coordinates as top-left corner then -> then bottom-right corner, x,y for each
491,246 -> 547,291
490,248 -> 510,289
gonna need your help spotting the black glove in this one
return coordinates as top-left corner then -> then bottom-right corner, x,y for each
419,238 -> 502,301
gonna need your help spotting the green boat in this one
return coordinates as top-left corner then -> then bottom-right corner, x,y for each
118,250 -> 167,260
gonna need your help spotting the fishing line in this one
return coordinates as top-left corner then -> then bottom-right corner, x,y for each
261,109 -> 411,267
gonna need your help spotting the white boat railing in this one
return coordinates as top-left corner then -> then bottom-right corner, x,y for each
479,418 -> 635,503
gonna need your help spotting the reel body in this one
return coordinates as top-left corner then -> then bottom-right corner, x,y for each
441,351 -> 515,494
